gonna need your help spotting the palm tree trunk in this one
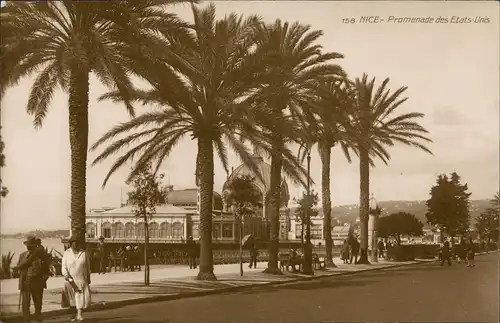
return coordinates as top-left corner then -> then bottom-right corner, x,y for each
68,64 -> 89,240
263,139 -> 283,275
144,216 -> 150,286
239,218 -> 243,277
196,136 -> 217,281
358,147 -> 371,264
301,224 -> 304,253
319,143 -> 336,267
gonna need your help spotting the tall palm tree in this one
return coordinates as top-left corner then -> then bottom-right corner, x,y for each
248,20 -> 345,274
299,79 -> 356,267
349,74 -> 433,264
90,4 -> 280,281
0,0 -> 194,239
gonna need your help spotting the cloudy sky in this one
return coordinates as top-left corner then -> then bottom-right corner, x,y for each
1,1 -> 498,233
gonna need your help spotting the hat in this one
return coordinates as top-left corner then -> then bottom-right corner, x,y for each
23,235 -> 37,246
35,238 -> 42,244
98,236 -> 105,241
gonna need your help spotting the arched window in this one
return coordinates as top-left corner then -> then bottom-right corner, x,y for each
112,222 -> 124,238
149,222 -> 160,239
172,221 -> 184,239
191,223 -> 199,239
160,222 -> 170,238
136,222 -> 145,238
86,223 -> 96,238
101,222 -> 112,239
125,222 -> 135,238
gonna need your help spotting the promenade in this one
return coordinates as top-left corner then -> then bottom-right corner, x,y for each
0,256 -> 429,321
36,252 -> 493,323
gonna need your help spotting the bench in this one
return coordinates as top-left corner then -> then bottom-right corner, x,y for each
279,253 -> 291,271
313,254 -> 326,270
279,253 -> 303,272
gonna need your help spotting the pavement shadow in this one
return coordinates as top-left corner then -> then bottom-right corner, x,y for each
45,314 -> 168,323
233,263 -> 443,296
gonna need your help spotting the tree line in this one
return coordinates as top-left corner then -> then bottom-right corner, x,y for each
375,172 -> 498,247
1,1 -> 433,280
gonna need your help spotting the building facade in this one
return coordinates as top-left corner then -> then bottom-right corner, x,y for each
83,153 -> 292,244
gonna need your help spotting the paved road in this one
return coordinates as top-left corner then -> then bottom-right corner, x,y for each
44,253 -> 499,323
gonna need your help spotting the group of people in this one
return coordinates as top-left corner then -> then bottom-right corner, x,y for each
440,236 -> 476,267
16,235 -> 92,322
341,238 -> 361,264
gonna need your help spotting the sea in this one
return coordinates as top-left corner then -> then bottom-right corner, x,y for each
1,238 -> 65,264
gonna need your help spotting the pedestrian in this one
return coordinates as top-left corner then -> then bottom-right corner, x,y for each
350,239 -> 360,264
377,239 -> 385,259
457,238 -> 467,264
341,239 -> 350,264
16,235 -> 49,323
35,238 -> 51,284
479,240 -> 485,254
125,246 -> 134,271
186,236 -> 197,269
249,240 -> 258,269
61,236 -> 92,322
466,237 -> 476,267
97,236 -> 108,275
440,237 -> 452,267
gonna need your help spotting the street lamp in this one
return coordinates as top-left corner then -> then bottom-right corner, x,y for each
369,193 -> 381,263
302,149 -> 314,275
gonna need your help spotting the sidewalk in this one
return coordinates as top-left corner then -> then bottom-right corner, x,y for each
0,256 -> 433,320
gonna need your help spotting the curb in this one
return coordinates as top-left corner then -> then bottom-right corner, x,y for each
0,259 -> 436,322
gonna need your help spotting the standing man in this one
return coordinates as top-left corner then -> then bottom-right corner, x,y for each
377,239 -> 385,259
186,237 -> 197,269
350,238 -> 360,264
34,238 -> 51,288
16,236 -> 47,323
249,240 -> 258,269
440,237 -> 452,267
98,236 -> 108,274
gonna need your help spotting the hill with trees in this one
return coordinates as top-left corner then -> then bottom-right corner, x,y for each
291,199 -> 493,227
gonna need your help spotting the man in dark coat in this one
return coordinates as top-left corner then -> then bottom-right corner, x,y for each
98,236 -> 108,274
377,240 -> 385,259
350,239 -> 360,264
186,236 -> 197,269
249,241 -> 258,269
34,238 -> 51,288
16,236 -> 49,323
440,237 -> 452,266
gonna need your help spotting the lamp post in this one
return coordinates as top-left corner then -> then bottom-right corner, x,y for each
369,193 -> 381,263
302,149 -> 314,275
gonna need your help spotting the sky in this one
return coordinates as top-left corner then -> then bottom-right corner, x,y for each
1,1 -> 499,233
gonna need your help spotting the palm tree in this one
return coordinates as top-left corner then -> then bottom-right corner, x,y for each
299,79 -> 356,267
247,20 -> 345,274
90,4 -> 276,281
349,74 -> 433,264
0,1 -> 194,238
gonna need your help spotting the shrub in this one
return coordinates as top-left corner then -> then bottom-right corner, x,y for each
1,252 -> 15,279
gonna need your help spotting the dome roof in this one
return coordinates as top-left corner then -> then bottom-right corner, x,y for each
167,189 -> 223,210
223,154 -> 290,206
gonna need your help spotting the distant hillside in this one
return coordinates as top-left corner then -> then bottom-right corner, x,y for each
1,229 -> 69,239
291,199 -> 493,227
